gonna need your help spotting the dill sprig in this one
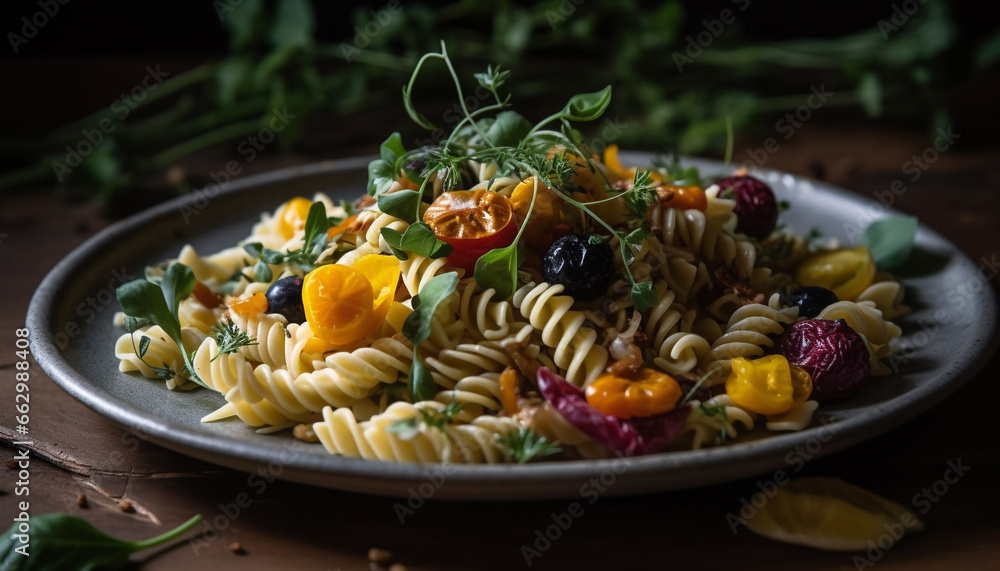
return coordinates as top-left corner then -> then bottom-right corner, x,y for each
211,318 -> 258,360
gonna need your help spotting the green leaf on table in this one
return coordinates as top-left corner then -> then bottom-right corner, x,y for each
0,513 -> 202,570
485,111 -> 533,147
474,244 -> 522,301
630,280 -> 658,312
861,215 -> 918,270
560,86 -> 612,122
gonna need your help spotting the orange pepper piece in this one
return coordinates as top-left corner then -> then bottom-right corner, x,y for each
584,367 -> 682,418
230,293 -> 268,317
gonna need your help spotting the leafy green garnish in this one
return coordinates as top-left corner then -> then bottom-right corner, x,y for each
861,215 -> 918,270
622,169 -> 659,218
495,427 -> 562,463
474,244 -> 524,301
698,402 -> 730,444
401,272 -> 460,401
244,200 -> 332,274
117,263 -> 206,387
212,318 -> 258,360
380,222 -> 453,261
376,189 -> 422,223
386,399 -> 465,439
0,513 -> 202,569
368,132 -> 408,197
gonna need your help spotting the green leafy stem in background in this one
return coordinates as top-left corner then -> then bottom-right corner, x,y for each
0,0 -> 992,203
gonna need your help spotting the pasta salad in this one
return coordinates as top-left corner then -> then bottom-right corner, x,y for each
114,46 -> 914,464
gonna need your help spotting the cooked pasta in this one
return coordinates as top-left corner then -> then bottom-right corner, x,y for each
112,61 -> 915,464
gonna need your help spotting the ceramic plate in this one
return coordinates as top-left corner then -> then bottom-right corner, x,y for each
27,154 -> 999,499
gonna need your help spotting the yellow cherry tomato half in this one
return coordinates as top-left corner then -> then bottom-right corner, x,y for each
795,245 -> 876,301
302,255 -> 400,345
585,367 -> 683,419
725,355 -> 813,416
278,197 -> 313,239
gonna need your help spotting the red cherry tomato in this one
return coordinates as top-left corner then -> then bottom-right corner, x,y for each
423,189 -> 519,273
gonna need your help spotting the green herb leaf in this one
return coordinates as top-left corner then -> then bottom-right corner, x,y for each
623,222 -> 652,264
386,417 -> 421,440
379,132 -> 406,165
485,111 -> 533,147
401,272 -> 459,401
212,318 -> 258,360
253,259 -> 273,283
137,335 -> 151,359
495,427 -> 562,463
402,272 -> 459,347
622,170 -> 658,218
243,242 -> 263,259
117,263 -> 206,388
630,280 -> 658,312
410,354 -> 436,402
161,263 -> 196,321
560,86 -> 612,121
0,513 -> 202,570
367,158 -> 397,197
261,248 -> 285,265
382,222 -> 452,260
301,201 -> 330,256
861,215 -> 918,270
377,190 -> 422,223
118,279 -> 181,342
474,244 -> 521,301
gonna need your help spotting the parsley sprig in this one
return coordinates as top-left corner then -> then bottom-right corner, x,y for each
495,427 -> 562,463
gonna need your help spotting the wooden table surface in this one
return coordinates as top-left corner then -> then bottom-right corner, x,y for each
1,124 -> 999,570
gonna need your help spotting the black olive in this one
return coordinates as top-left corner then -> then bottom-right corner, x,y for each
787,286 -> 838,319
542,234 -> 615,301
265,276 -> 305,324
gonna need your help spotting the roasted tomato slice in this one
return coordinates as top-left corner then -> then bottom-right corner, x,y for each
422,189 -> 519,273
